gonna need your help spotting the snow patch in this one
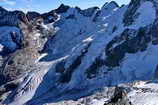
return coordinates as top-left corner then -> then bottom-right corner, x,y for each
0,44 -> 4,52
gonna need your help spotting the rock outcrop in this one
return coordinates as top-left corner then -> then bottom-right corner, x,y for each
105,86 -> 132,105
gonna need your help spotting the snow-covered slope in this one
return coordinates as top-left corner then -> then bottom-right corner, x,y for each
1,0 -> 158,105
42,6 -> 99,61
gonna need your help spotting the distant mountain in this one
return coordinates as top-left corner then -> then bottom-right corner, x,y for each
1,0 -> 158,105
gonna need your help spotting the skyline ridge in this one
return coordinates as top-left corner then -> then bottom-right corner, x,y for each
0,0 -> 130,13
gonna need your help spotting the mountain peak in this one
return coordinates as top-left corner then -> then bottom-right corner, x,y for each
109,1 -> 119,7
102,1 -> 119,10
55,4 -> 70,13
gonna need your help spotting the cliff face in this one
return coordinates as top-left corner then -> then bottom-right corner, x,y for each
1,0 -> 158,105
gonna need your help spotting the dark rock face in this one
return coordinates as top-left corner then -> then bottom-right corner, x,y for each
123,0 -> 158,26
105,29 -> 136,67
0,74 -> 6,86
55,61 -> 66,73
58,43 -> 91,83
0,10 -> 20,26
42,10 -> 59,24
153,65 -> 158,79
0,78 -> 20,102
0,6 -> 58,26
55,4 -> 70,14
0,7 -> 27,26
86,57 -> 106,79
41,4 -> 69,24
105,27 -> 150,67
123,0 -> 141,26
105,87 -> 133,105
152,39 -> 158,45
150,21 -> 158,40
26,12 -> 41,21
92,10 -> 101,22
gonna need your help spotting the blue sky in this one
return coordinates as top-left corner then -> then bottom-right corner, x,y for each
0,0 -> 130,13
